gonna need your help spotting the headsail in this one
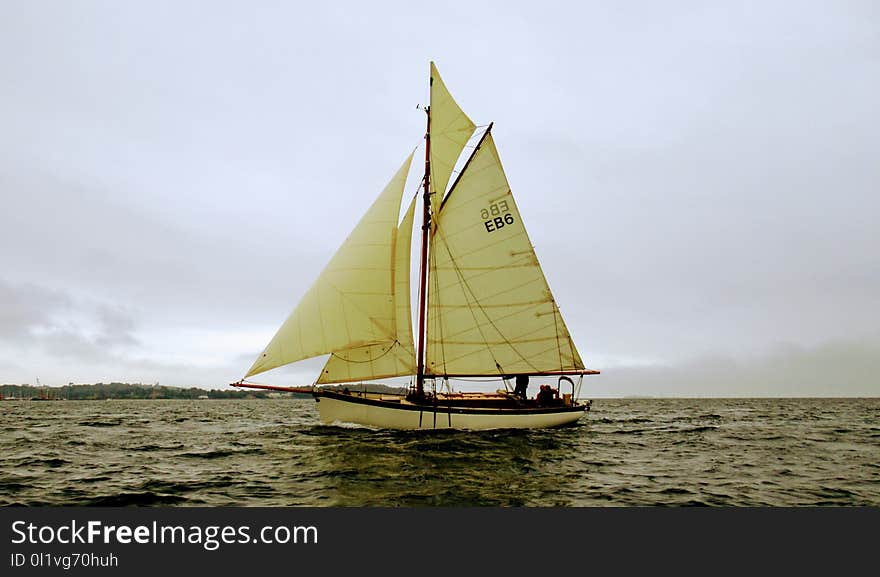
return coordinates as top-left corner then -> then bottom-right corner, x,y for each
425,131 -> 584,376
245,152 -> 415,379
316,196 -> 418,383
429,62 -> 476,198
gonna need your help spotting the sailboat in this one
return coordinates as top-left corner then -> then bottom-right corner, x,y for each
232,62 -> 599,429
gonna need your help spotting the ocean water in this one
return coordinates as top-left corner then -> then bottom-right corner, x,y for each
0,398 -> 877,506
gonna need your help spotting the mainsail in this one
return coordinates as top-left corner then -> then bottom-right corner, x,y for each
429,61 -> 476,198
245,153 -> 415,379
425,131 -> 584,377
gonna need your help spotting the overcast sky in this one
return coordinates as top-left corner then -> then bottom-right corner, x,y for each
1,1 -> 877,396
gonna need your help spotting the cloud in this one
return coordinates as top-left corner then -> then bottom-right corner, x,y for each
587,338 -> 880,398
0,277 -> 288,386
0,279 -> 70,340
0,278 -> 140,362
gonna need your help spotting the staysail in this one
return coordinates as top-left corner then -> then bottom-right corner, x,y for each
245,153 -> 415,379
316,196 -> 418,383
429,61 -> 476,198
425,131 -> 584,376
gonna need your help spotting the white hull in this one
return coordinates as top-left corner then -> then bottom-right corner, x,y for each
314,392 -> 587,430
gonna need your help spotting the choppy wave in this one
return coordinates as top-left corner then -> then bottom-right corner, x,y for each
0,397 -> 877,506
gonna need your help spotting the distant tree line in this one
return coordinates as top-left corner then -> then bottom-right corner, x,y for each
0,382 -> 277,400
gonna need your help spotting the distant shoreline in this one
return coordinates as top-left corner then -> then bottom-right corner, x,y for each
0,382 -> 279,401
0,382 -> 402,401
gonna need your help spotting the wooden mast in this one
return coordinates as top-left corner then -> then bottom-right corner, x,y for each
414,76 -> 432,398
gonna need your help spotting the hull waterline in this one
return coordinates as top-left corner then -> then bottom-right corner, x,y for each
314,391 -> 587,430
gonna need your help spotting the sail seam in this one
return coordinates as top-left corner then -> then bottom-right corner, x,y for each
431,313 -> 560,344
430,276 -> 545,317
432,224 -> 537,375
434,226 -> 527,259
329,341 -> 402,364
438,226 -> 499,368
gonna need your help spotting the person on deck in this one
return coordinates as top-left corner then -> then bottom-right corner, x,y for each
513,375 -> 529,400
537,385 -> 554,406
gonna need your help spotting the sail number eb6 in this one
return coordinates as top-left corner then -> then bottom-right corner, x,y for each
481,200 -> 515,233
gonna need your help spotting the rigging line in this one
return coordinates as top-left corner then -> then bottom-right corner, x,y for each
433,272 -> 543,317
444,128 -> 491,171
552,299 -> 563,372
433,221 -> 541,374
440,124 -> 493,211
566,307 -> 580,369
328,341 -> 403,364
406,181 -> 422,206
543,290 -> 580,369
431,222 -> 484,373
429,229 -> 448,376
433,225 -> 538,376
325,276 -> 397,336
455,140 -> 485,153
